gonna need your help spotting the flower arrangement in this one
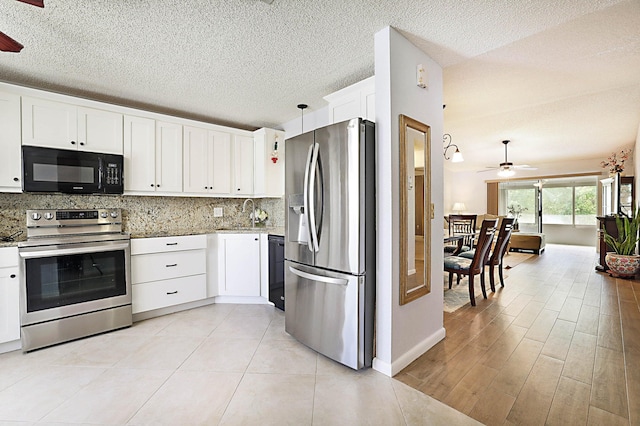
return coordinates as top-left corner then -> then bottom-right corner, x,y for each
507,203 -> 527,219
601,149 -> 632,176
250,208 -> 268,225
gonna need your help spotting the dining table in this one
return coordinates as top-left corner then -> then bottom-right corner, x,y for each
444,232 -> 477,256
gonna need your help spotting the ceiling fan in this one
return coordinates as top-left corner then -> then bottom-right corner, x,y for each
484,140 -> 537,177
0,0 -> 44,53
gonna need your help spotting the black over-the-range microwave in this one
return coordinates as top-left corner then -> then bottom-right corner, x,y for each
22,146 -> 124,194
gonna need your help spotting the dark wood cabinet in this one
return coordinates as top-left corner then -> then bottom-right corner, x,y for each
596,216 -> 618,272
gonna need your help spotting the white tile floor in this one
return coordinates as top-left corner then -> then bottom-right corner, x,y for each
0,304 -> 480,425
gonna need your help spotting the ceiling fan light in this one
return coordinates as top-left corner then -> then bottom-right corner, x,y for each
451,148 -> 464,163
498,168 -> 515,178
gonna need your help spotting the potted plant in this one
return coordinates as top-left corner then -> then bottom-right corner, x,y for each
603,208 -> 640,278
507,203 -> 527,231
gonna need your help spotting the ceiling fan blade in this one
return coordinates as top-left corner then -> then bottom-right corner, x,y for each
0,31 -> 24,53
16,0 -> 44,7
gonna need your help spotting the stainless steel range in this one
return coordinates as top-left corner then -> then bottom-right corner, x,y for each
18,209 -> 132,352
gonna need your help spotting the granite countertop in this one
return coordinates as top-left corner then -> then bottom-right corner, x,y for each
0,227 -> 285,246
0,231 -> 25,248
130,226 -> 285,239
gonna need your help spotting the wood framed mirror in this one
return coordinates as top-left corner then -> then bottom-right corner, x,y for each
399,114 -> 431,305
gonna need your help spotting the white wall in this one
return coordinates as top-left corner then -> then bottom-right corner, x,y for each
444,168 -> 486,215
373,27 -> 445,377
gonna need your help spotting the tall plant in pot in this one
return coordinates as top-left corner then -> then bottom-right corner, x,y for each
603,209 -> 640,278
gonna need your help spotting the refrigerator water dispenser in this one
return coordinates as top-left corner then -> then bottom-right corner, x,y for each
288,193 -> 308,244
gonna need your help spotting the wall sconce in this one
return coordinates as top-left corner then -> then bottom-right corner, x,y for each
443,134 -> 463,162
452,202 -> 466,214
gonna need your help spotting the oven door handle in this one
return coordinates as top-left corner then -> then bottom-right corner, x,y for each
19,240 -> 130,259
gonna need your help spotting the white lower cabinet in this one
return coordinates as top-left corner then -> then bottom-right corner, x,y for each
208,233 -> 264,301
131,235 -> 207,314
0,247 -> 20,345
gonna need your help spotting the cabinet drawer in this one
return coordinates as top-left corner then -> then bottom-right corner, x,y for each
132,249 -> 206,284
131,235 -> 206,255
132,274 -> 206,314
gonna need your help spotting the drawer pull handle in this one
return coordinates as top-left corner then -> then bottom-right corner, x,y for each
166,242 -> 178,246
10,274 -> 16,279
167,291 -> 178,295
166,264 -> 177,267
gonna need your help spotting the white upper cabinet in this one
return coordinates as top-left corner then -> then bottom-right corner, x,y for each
22,97 -> 123,154
124,116 -> 183,194
324,76 -> 375,124
183,128 -> 252,197
233,135 -> 254,196
253,128 -> 285,197
183,126 -> 209,194
0,91 -> 22,192
155,121 -> 183,193
124,115 -> 156,193
183,126 -> 232,195
210,131 -> 232,194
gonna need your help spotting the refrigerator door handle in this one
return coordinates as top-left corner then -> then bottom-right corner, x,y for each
288,266 -> 348,286
302,143 -> 315,252
308,143 -> 320,252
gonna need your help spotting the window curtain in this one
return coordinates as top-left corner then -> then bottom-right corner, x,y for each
487,182 -> 498,214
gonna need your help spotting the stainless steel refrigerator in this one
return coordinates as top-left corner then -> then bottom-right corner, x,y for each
284,117 -> 375,370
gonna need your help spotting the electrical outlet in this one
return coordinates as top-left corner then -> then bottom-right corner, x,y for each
213,207 -> 223,217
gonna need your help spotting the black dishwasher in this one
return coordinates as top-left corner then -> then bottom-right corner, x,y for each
268,234 -> 285,310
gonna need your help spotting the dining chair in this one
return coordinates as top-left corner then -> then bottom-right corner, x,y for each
486,217 -> 515,291
444,214 -> 477,255
459,217 -> 515,290
443,218 -> 497,306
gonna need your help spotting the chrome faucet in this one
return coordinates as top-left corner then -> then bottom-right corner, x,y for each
242,198 -> 256,228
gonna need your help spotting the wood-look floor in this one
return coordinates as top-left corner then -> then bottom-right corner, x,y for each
396,244 -> 640,426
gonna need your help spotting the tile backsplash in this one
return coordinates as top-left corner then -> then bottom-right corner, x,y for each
0,193 -> 284,240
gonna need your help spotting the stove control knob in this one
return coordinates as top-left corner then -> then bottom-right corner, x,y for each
44,212 -> 54,220
101,212 -> 108,218
110,211 -> 118,218
31,212 -> 41,221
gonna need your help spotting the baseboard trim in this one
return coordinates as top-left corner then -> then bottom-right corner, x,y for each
373,327 -> 446,377
214,296 -> 270,305
0,339 -> 21,354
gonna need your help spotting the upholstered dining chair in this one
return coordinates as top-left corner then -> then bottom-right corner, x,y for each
444,214 -> 477,255
444,218 -> 497,306
460,217 -> 515,292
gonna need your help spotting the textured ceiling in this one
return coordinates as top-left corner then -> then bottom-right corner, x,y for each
1,0 -> 638,172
